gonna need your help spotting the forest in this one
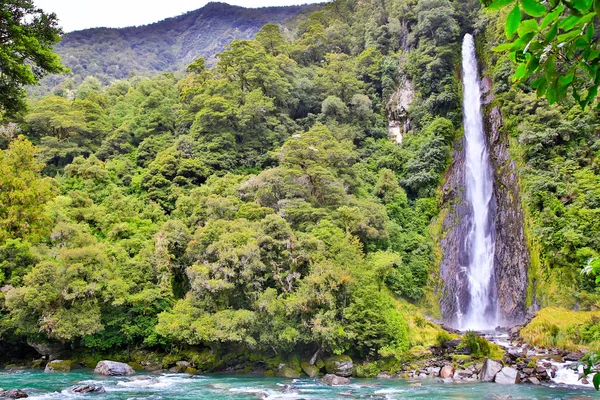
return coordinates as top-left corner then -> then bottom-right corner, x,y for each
1,0 -> 600,371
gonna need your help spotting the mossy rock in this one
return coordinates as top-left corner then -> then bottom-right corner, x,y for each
277,366 -> 301,378
44,359 -> 71,373
31,360 -> 45,370
185,367 -> 198,374
301,362 -> 320,378
263,370 -> 275,377
128,362 -> 144,371
324,355 -> 353,377
315,359 -> 325,370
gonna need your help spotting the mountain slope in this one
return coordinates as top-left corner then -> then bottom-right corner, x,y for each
41,2 -> 319,90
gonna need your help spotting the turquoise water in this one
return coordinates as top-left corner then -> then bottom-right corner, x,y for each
0,371 -> 596,399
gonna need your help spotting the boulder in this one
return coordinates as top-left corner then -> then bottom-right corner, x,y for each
526,377 -> 540,385
426,367 -> 440,377
44,360 -> 71,373
300,362 -> 320,378
0,390 -> 28,398
479,359 -> 503,382
322,374 -> 350,386
443,339 -> 462,349
277,366 -> 301,379
324,355 -> 353,377
564,352 -> 584,362
71,385 -> 105,393
440,365 -> 454,379
93,360 -> 135,376
495,367 -> 520,384
376,372 -> 393,379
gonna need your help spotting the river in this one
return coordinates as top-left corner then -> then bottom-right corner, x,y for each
0,370 -> 596,399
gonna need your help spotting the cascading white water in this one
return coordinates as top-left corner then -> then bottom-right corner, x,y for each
460,34 -> 497,330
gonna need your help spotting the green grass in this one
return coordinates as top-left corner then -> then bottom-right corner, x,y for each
521,307 -> 600,351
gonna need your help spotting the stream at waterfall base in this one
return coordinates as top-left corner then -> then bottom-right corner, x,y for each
0,370 -> 596,399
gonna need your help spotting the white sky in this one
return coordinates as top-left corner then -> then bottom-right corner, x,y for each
35,0 -> 323,32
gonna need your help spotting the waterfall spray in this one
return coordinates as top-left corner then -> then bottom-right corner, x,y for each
460,34 -> 497,330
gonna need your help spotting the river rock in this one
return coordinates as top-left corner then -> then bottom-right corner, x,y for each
322,374 -> 350,386
277,366 -> 301,379
0,389 -> 28,398
495,367 -> 520,384
526,377 -> 540,385
376,372 -> 393,379
94,360 -> 135,376
479,359 -> 503,382
44,360 -> 71,373
71,385 -> 105,393
440,365 -> 454,379
300,362 -> 320,378
563,352 -> 584,362
324,355 -> 353,377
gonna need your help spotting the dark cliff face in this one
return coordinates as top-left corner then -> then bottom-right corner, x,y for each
438,136 -> 470,326
438,60 -> 530,328
484,101 -> 529,326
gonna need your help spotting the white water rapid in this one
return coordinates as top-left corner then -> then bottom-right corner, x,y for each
460,34 -> 497,330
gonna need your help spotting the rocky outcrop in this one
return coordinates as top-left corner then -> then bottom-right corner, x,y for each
27,341 -> 63,360
44,360 -> 71,373
324,356 -> 353,377
93,360 -> 135,376
322,374 -> 350,385
495,366 -> 520,384
479,358 -> 503,382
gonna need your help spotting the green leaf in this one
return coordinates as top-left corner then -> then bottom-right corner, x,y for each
557,30 -> 581,42
573,0 -> 593,12
513,63 -> 528,81
506,4 -> 522,38
493,42 -> 517,51
541,4 -> 564,29
518,19 -> 539,36
559,15 -> 583,30
559,73 -> 574,86
586,23 -> 594,41
521,0 -> 547,16
487,0 -> 516,10
593,373 -> 600,391
545,23 -> 559,43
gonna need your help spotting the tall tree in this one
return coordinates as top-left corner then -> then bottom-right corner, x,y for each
0,0 -> 65,115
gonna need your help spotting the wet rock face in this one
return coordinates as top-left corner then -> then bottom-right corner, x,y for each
479,358 -> 503,382
485,104 -> 529,326
439,137 -> 471,327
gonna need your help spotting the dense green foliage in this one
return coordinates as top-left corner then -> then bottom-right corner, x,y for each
482,9 -> 600,307
0,0 -> 65,115
484,0 -> 600,109
0,0 -> 476,360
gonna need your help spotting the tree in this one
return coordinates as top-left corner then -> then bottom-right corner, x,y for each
485,0 -> 600,109
0,0 -> 66,115
0,137 -> 54,242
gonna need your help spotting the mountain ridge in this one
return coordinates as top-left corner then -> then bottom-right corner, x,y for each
39,2 -> 320,93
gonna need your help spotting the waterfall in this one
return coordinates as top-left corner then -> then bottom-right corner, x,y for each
460,34 -> 497,330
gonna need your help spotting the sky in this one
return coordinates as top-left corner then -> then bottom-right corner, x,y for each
35,0 -> 324,33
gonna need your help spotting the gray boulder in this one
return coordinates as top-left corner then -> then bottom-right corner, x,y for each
324,356 -> 353,377
71,385 -> 105,393
0,389 -> 28,398
495,367 -> 520,384
301,362 -> 320,378
479,359 -> 503,382
93,360 -> 135,376
322,374 -> 350,386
